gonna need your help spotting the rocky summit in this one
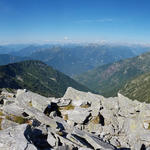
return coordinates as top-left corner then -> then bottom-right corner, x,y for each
0,88 -> 150,150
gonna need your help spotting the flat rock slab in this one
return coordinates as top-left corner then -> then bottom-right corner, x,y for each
67,107 -> 91,124
3,103 -> 24,116
0,124 -> 37,150
24,106 -> 57,129
72,127 -> 117,150
63,87 -> 103,105
1,119 -> 19,130
16,91 -> 51,112
0,123 -> 53,150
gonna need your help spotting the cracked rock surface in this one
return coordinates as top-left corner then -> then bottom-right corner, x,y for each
0,87 -> 150,150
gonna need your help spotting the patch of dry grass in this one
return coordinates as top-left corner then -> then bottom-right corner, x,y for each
7,95 -> 12,98
90,115 -> 100,124
148,123 -> 150,130
6,115 -> 28,124
0,118 -> 3,130
0,111 -> 4,116
80,104 -> 90,108
28,101 -> 32,107
56,131 -> 64,136
59,104 -> 75,110
63,114 -> 68,121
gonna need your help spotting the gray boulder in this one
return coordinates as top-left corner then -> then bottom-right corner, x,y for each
16,91 -> 51,112
67,107 -> 91,124
47,132 -> 56,147
63,87 -> 103,106
0,124 -> 37,150
52,98 -> 71,107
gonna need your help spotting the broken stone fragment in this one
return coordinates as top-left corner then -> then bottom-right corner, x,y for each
67,107 -> 91,124
1,89 -> 15,98
57,98 -> 71,107
63,87 -> 103,105
47,132 -> 56,147
16,89 -> 27,97
24,106 -> 57,129
0,124 -> 37,150
72,127 -> 117,150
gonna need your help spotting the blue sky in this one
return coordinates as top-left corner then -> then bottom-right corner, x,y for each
0,0 -> 150,44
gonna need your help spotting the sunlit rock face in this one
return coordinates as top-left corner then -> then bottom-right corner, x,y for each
0,87 -> 150,150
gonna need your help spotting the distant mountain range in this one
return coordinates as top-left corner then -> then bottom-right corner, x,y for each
13,44 -> 150,76
1,44 -> 150,102
0,44 -> 30,54
0,60 -> 90,97
74,52 -> 150,100
0,43 -> 147,76
0,54 -> 28,65
10,45 -> 55,57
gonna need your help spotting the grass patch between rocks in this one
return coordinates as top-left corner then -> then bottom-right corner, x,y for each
0,118 -> 3,130
148,123 -> 150,130
28,101 -> 32,107
91,115 -> 100,124
80,104 -> 90,108
0,111 -> 4,116
64,114 -> 68,121
59,104 -> 75,110
6,115 -> 28,124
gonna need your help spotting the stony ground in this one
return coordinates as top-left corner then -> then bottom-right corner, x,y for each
0,87 -> 150,150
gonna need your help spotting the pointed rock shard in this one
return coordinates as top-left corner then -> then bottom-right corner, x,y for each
72,127 -> 117,150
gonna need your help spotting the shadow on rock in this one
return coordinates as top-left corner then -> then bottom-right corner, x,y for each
44,102 -> 61,117
24,125 -> 52,150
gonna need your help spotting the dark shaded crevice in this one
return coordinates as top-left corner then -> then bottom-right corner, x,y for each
140,144 -> 146,150
24,125 -> 52,150
22,112 -> 29,117
99,113 -> 105,126
44,103 -> 61,117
